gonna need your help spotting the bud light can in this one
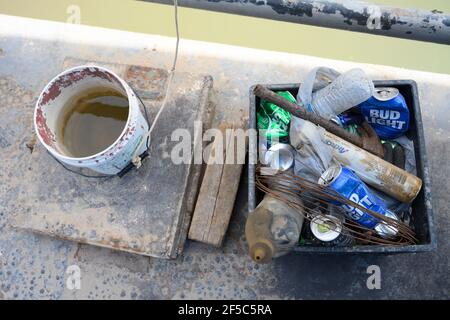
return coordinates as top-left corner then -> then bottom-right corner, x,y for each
319,165 -> 398,238
359,87 -> 409,140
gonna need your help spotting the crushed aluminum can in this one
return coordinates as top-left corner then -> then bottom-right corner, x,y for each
318,165 -> 398,239
310,214 -> 353,246
359,87 -> 410,140
257,91 -> 294,141
264,143 -> 294,172
374,209 -> 399,239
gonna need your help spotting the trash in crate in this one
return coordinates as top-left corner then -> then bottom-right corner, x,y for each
247,67 -> 425,263
290,116 -> 335,182
359,87 -> 410,139
257,91 -> 295,170
245,193 -> 304,263
297,67 -> 374,120
257,91 -> 294,142
263,143 -> 295,172
309,212 -> 353,247
331,112 -> 363,127
319,165 -> 398,239
251,167 -> 418,263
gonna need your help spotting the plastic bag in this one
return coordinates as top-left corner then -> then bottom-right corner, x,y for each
392,135 -> 416,176
290,115 -> 336,182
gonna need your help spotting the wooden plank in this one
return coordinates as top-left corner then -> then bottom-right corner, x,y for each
188,125 -> 228,243
188,122 -> 245,247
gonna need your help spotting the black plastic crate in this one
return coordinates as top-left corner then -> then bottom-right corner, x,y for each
248,80 -> 436,253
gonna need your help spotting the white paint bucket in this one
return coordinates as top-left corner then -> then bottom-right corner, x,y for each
34,65 -> 149,175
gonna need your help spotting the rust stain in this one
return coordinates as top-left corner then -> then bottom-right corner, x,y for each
37,67 -> 137,162
13,207 -> 160,256
359,152 -> 422,203
40,67 -> 120,106
125,65 -> 168,100
35,107 -> 56,147
24,230 -> 149,255
26,135 -> 37,153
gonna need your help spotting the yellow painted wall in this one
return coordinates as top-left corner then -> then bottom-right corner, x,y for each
0,0 -> 449,74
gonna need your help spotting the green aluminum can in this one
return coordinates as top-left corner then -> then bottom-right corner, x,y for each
257,91 -> 295,142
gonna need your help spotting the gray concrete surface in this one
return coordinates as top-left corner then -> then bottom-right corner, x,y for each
0,15 -> 449,299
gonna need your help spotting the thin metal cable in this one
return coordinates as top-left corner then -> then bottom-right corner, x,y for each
148,0 -> 179,135
255,167 -> 417,245
53,0 -> 181,178
49,151 -> 113,179
171,0 -> 179,72
131,0 -> 180,167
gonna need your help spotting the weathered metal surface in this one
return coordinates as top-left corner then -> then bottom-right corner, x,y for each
9,57 -> 214,259
143,0 -> 450,45
0,15 -> 449,299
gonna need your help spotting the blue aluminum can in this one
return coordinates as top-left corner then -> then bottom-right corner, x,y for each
319,165 -> 398,238
332,113 -> 363,127
359,87 -> 409,140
